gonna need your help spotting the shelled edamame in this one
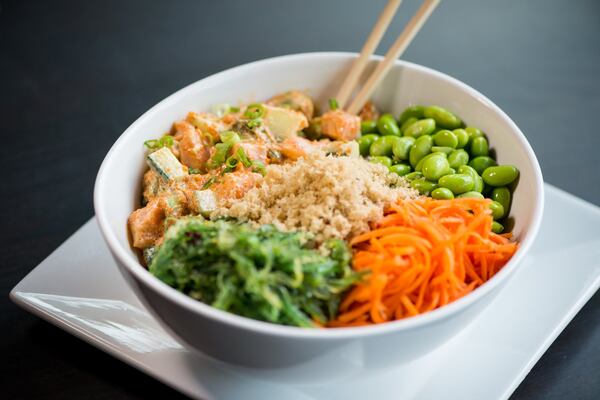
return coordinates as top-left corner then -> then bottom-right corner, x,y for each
357,104 -> 519,232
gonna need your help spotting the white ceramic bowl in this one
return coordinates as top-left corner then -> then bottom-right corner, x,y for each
94,52 -> 544,374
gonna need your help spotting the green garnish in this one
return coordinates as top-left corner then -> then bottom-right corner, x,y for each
207,142 -> 232,169
189,168 -> 202,175
244,103 -> 266,119
251,160 -> 266,175
236,147 -> 252,168
224,155 -> 239,172
201,176 -> 217,189
329,98 -> 339,111
144,134 -> 174,150
219,130 -> 241,145
246,119 -> 262,129
149,219 -> 360,327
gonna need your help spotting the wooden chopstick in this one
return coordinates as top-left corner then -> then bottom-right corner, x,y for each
335,0 -> 403,109
346,0 -> 441,115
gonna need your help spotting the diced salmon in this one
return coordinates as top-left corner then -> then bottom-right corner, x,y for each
320,110 -> 361,141
277,136 -> 321,160
174,121 -> 211,170
128,198 -> 165,248
267,90 -> 315,120
211,171 -> 262,200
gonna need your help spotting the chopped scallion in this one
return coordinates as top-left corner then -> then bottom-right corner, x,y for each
244,103 -> 266,119
251,160 -> 266,176
246,119 -> 262,128
207,142 -> 232,169
219,130 -> 241,144
236,147 -> 252,168
329,98 -> 339,111
201,176 -> 217,189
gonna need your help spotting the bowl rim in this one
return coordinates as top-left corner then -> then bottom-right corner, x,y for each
94,51 -> 544,340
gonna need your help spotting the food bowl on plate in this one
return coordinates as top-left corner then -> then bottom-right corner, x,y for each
93,52 -> 544,371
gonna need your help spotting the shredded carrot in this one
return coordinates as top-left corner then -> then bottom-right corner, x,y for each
330,197 -> 518,327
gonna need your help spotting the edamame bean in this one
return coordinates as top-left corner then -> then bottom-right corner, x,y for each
415,151 -> 449,172
489,201 -> 505,220
392,136 -> 415,161
431,187 -> 454,200
438,174 -> 475,194
369,156 -> 393,168
399,105 -> 425,124
422,154 -> 450,181
405,171 -> 423,181
410,178 -> 438,195
423,106 -> 462,129
361,120 -> 377,134
416,149 -> 447,168
468,156 -> 497,175
470,137 -> 489,157
400,117 -> 418,134
491,221 -> 504,234
457,191 -> 484,199
404,118 -> 436,138
465,127 -> 484,143
409,135 -> 433,167
377,113 -> 401,136
474,175 -> 484,192
389,163 -> 412,176
370,135 -> 400,157
453,129 -> 469,148
491,187 -> 511,214
431,146 -> 454,155
482,165 -> 519,186
457,165 -> 483,192
433,130 -> 459,148
448,149 -> 469,168
357,134 -> 378,156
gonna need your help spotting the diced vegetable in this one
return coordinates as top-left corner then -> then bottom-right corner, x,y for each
262,105 -> 308,141
267,90 -> 314,120
147,147 -> 187,180
193,190 -> 217,216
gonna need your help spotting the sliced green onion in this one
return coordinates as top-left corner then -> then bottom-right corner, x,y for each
223,156 -> 239,172
145,134 -> 173,149
189,168 -> 202,175
246,119 -> 262,128
144,139 -> 160,149
208,142 -> 232,169
201,176 -> 217,189
159,134 -> 174,147
219,130 -> 241,144
329,98 -> 339,111
199,131 -> 215,146
229,106 -> 240,113
251,160 -> 266,176
244,103 -> 266,119
236,147 -> 252,168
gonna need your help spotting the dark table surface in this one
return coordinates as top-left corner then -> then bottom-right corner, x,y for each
1,0 -> 599,398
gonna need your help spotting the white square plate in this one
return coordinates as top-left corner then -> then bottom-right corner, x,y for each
10,184 -> 600,400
